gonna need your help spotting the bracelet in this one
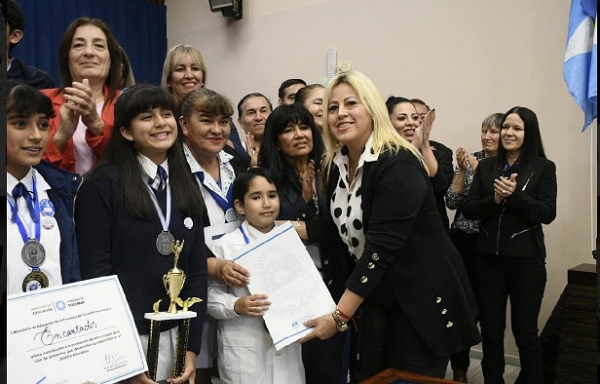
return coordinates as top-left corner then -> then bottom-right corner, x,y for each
336,306 -> 352,321
291,220 -> 301,227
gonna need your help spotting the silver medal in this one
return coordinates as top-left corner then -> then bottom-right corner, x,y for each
156,231 -> 175,255
21,240 -> 46,267
225,208 -> 238,223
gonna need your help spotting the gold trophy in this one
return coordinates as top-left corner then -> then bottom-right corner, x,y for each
144,239 -> 202,383
164,240 -> 186,314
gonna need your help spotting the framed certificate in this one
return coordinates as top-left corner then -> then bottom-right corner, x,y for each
7,275 -> 148,383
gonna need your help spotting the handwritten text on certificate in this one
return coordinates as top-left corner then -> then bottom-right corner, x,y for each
233,222 -> 336,350
7,276 -> 148,384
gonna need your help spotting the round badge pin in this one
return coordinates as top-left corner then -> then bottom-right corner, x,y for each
40,199 -> 56,217
225,208 -> 238,223
42,216 -> 56,230
184,217 -> 194,229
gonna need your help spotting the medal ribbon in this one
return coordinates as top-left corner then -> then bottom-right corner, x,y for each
196,172 -> 234,216
7,177 -> 41,244
144,176 -> 172,233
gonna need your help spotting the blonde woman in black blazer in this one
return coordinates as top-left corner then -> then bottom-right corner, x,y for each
298,72 -> 480,381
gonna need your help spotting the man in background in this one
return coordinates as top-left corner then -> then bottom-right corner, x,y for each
278,78 -> 306,105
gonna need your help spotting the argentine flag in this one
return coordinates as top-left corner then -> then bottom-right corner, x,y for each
563,0 -> 597,131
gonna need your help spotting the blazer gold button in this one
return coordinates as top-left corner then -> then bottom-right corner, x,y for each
360,276 -> 368,283
323,259 -> 329,265
371,253 -> 379,261
328,279 -> 333,286
436,297 -> 442,303
441,309 -> 447,315
446,321 -> 453,328
367,262 -> 375,269
301,213 -> 307,218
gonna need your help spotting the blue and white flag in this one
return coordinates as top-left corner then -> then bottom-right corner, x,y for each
563,0 -> 597,131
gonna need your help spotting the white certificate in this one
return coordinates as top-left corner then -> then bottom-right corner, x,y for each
233,221 -> 336,350
7,275 -> 148,384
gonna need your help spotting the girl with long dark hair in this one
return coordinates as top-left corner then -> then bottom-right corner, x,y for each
75,85 -> 207,384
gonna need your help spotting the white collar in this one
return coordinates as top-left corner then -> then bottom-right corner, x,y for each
137,153 -> 169,179
333,133 -> 378,171
183,142 -> 233,174
241,220 -> 277,241
6,167 -> 51,196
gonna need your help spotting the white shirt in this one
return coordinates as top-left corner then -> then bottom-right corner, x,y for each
73,101 -> 104,175
6,168 -> 63,295
331,134 -> 378,261
183,143 -> 236,225
208,221 -> 305,384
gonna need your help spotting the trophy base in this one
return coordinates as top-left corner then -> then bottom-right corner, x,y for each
144,311 -> 197,321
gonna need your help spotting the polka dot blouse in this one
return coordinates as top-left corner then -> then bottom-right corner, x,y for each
330,134 -> 379,261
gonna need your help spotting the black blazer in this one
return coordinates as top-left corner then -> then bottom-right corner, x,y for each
429,140 -> 454,231
462,156 -> 557,258
75,165 -> 208,354
326,147 -> 481,356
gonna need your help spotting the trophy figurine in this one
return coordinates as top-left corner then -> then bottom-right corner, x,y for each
144,239 -> 202,382
163,240 -> 186,314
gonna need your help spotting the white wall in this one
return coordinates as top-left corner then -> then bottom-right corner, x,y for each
166,0 -> 597,357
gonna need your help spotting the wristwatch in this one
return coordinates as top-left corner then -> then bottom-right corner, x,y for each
331,309 -> 349,332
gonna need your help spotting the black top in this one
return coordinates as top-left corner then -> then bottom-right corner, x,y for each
327,147 -> 481,356
429,140 -> 454,232
8,57 -> 55,90
75,165 -> 207,353
462,156 -> 557,258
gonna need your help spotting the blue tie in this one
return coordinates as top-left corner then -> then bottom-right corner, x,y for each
149,166 -> 168,191
11,182 -> 37,223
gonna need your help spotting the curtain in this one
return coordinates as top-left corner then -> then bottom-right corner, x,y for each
13,0 -> 167,86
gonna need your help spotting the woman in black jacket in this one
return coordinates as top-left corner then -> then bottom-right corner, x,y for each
462,106 -> 557,384
299,71 -> 480,381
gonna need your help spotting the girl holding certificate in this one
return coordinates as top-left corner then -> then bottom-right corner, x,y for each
207,168 -> 306,384
75,85 -> 207,383
5,82 -> 82,296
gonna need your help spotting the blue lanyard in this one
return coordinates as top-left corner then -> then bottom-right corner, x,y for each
196,172 -> 234,215
7,177 -> 41,243
238,225 -> 250,245
144,179 -> 172,232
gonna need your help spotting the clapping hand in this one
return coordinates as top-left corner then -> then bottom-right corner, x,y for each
494,173 -> 518,204
245,133 -> 259,168
301,160 -> 316,203
456,147 -> 469,171
62,79 -> 103,134
420,108 -> 436,140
